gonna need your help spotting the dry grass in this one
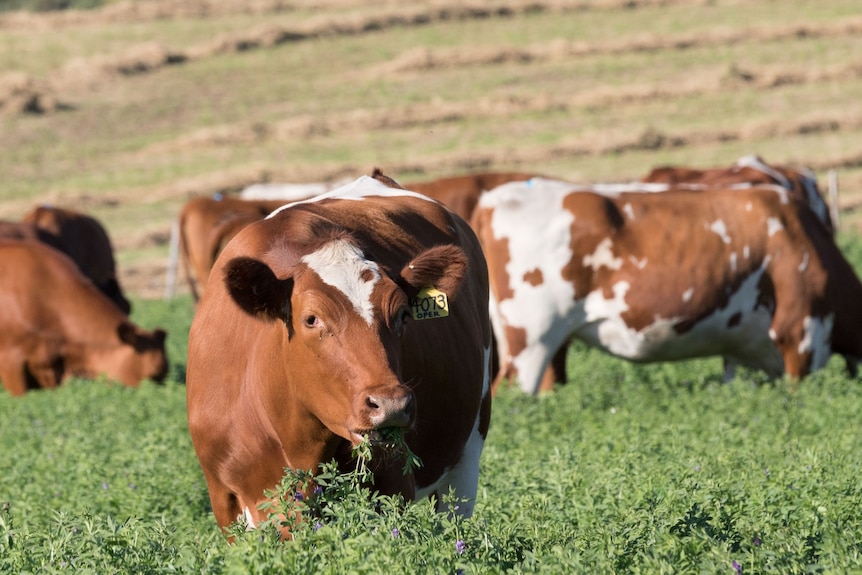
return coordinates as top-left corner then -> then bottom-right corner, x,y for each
2,0 -> 861,298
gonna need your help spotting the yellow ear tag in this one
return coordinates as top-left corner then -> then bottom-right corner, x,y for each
410,286 -> 449,320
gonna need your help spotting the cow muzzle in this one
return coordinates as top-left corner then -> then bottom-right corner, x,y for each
362,387 -> 416,432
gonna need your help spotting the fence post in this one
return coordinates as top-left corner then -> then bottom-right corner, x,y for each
164,218 -> 180,299
828,170 -> 840,233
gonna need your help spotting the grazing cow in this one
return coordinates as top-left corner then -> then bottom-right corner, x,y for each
472,179 -> 860,395
642,155 -> 833,233
187,171 -> 492,536
0,240 -> 168,396
17,206 -> 131,314
177,195 -> 286,301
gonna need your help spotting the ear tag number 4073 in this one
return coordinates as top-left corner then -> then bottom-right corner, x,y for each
410,287 -> 449,320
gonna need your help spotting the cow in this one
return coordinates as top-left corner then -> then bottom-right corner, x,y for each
0,239 -> 168,397
12,206 -> 132,314
641,154 -> 833,233
471,179 -> 861,395
177,195 -> 286,301
186,170 -> 493,537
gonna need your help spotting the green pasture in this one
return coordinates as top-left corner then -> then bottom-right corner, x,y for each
2,233 -> 862,572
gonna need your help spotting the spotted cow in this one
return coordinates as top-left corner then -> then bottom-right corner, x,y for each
472,179 -> 860,394
187,171 -> 492,536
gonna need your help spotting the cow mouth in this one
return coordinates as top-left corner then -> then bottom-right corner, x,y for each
352,427 -> 409,451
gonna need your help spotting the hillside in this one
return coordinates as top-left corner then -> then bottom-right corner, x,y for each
2,0 -> 861,298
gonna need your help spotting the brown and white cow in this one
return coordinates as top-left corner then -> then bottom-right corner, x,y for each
642,154 -> 833,233
472,179 -> 860,395
15,206 -> 132,314
0,240 -> 168,396
177,195 -> 287,301
186,171 -> 492,536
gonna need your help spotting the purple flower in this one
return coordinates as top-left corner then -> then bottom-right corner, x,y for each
294,491 -> 304,501
313,485 -> 324,496
391,527 -> 400,539
102,482 -> 109,490
754,536 -> 761,547
314,522 -> 323,532
733,560 -> 742,573
455,539 -> 466,555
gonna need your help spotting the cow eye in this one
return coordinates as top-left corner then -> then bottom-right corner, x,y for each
394,309 -> 411,336
303,315 -> 319,328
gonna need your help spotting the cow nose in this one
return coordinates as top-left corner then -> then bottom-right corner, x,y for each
366,391 -> 415,429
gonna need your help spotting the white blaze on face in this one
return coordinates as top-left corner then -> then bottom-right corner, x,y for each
243,507 -> 256,530
302,239 -> 381,325
709,220 -> 732,244
583,237 -> 623,271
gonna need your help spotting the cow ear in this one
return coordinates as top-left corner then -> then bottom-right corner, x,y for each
224,257 -> 294,325
117,322 -> 138,346
400,244 -> 468,296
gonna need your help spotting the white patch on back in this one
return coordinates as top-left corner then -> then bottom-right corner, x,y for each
798,251 -> 809,272
623,203 -> 635,220
267,175 -> 436,219
767,217 -> 783,236
583,238 -> 623,271
302,239 -> 381,325
709,220 -> 731,244
730,252 -> 738,274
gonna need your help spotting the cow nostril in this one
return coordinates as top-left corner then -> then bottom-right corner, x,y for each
366,393 -> 414,428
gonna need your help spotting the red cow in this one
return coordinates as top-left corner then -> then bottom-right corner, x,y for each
17,206 -> 131,314
0,240 -> 168,396
472,179 -> 860,394
187,170 -> 492,536
177,195 -> 286,301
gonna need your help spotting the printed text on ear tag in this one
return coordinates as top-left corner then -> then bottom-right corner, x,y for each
410,287 -> 449,320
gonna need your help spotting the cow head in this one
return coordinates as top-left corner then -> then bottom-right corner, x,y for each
114,323 -> 169,385
223,235 -> 469,451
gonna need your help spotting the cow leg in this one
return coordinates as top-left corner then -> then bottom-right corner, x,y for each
537,339 -> 573,392
25,356 -> 63,391
0,365 -> 27,397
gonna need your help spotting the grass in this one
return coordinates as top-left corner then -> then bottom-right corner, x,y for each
2,3 -> 862,566
1,287 -> 861,572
